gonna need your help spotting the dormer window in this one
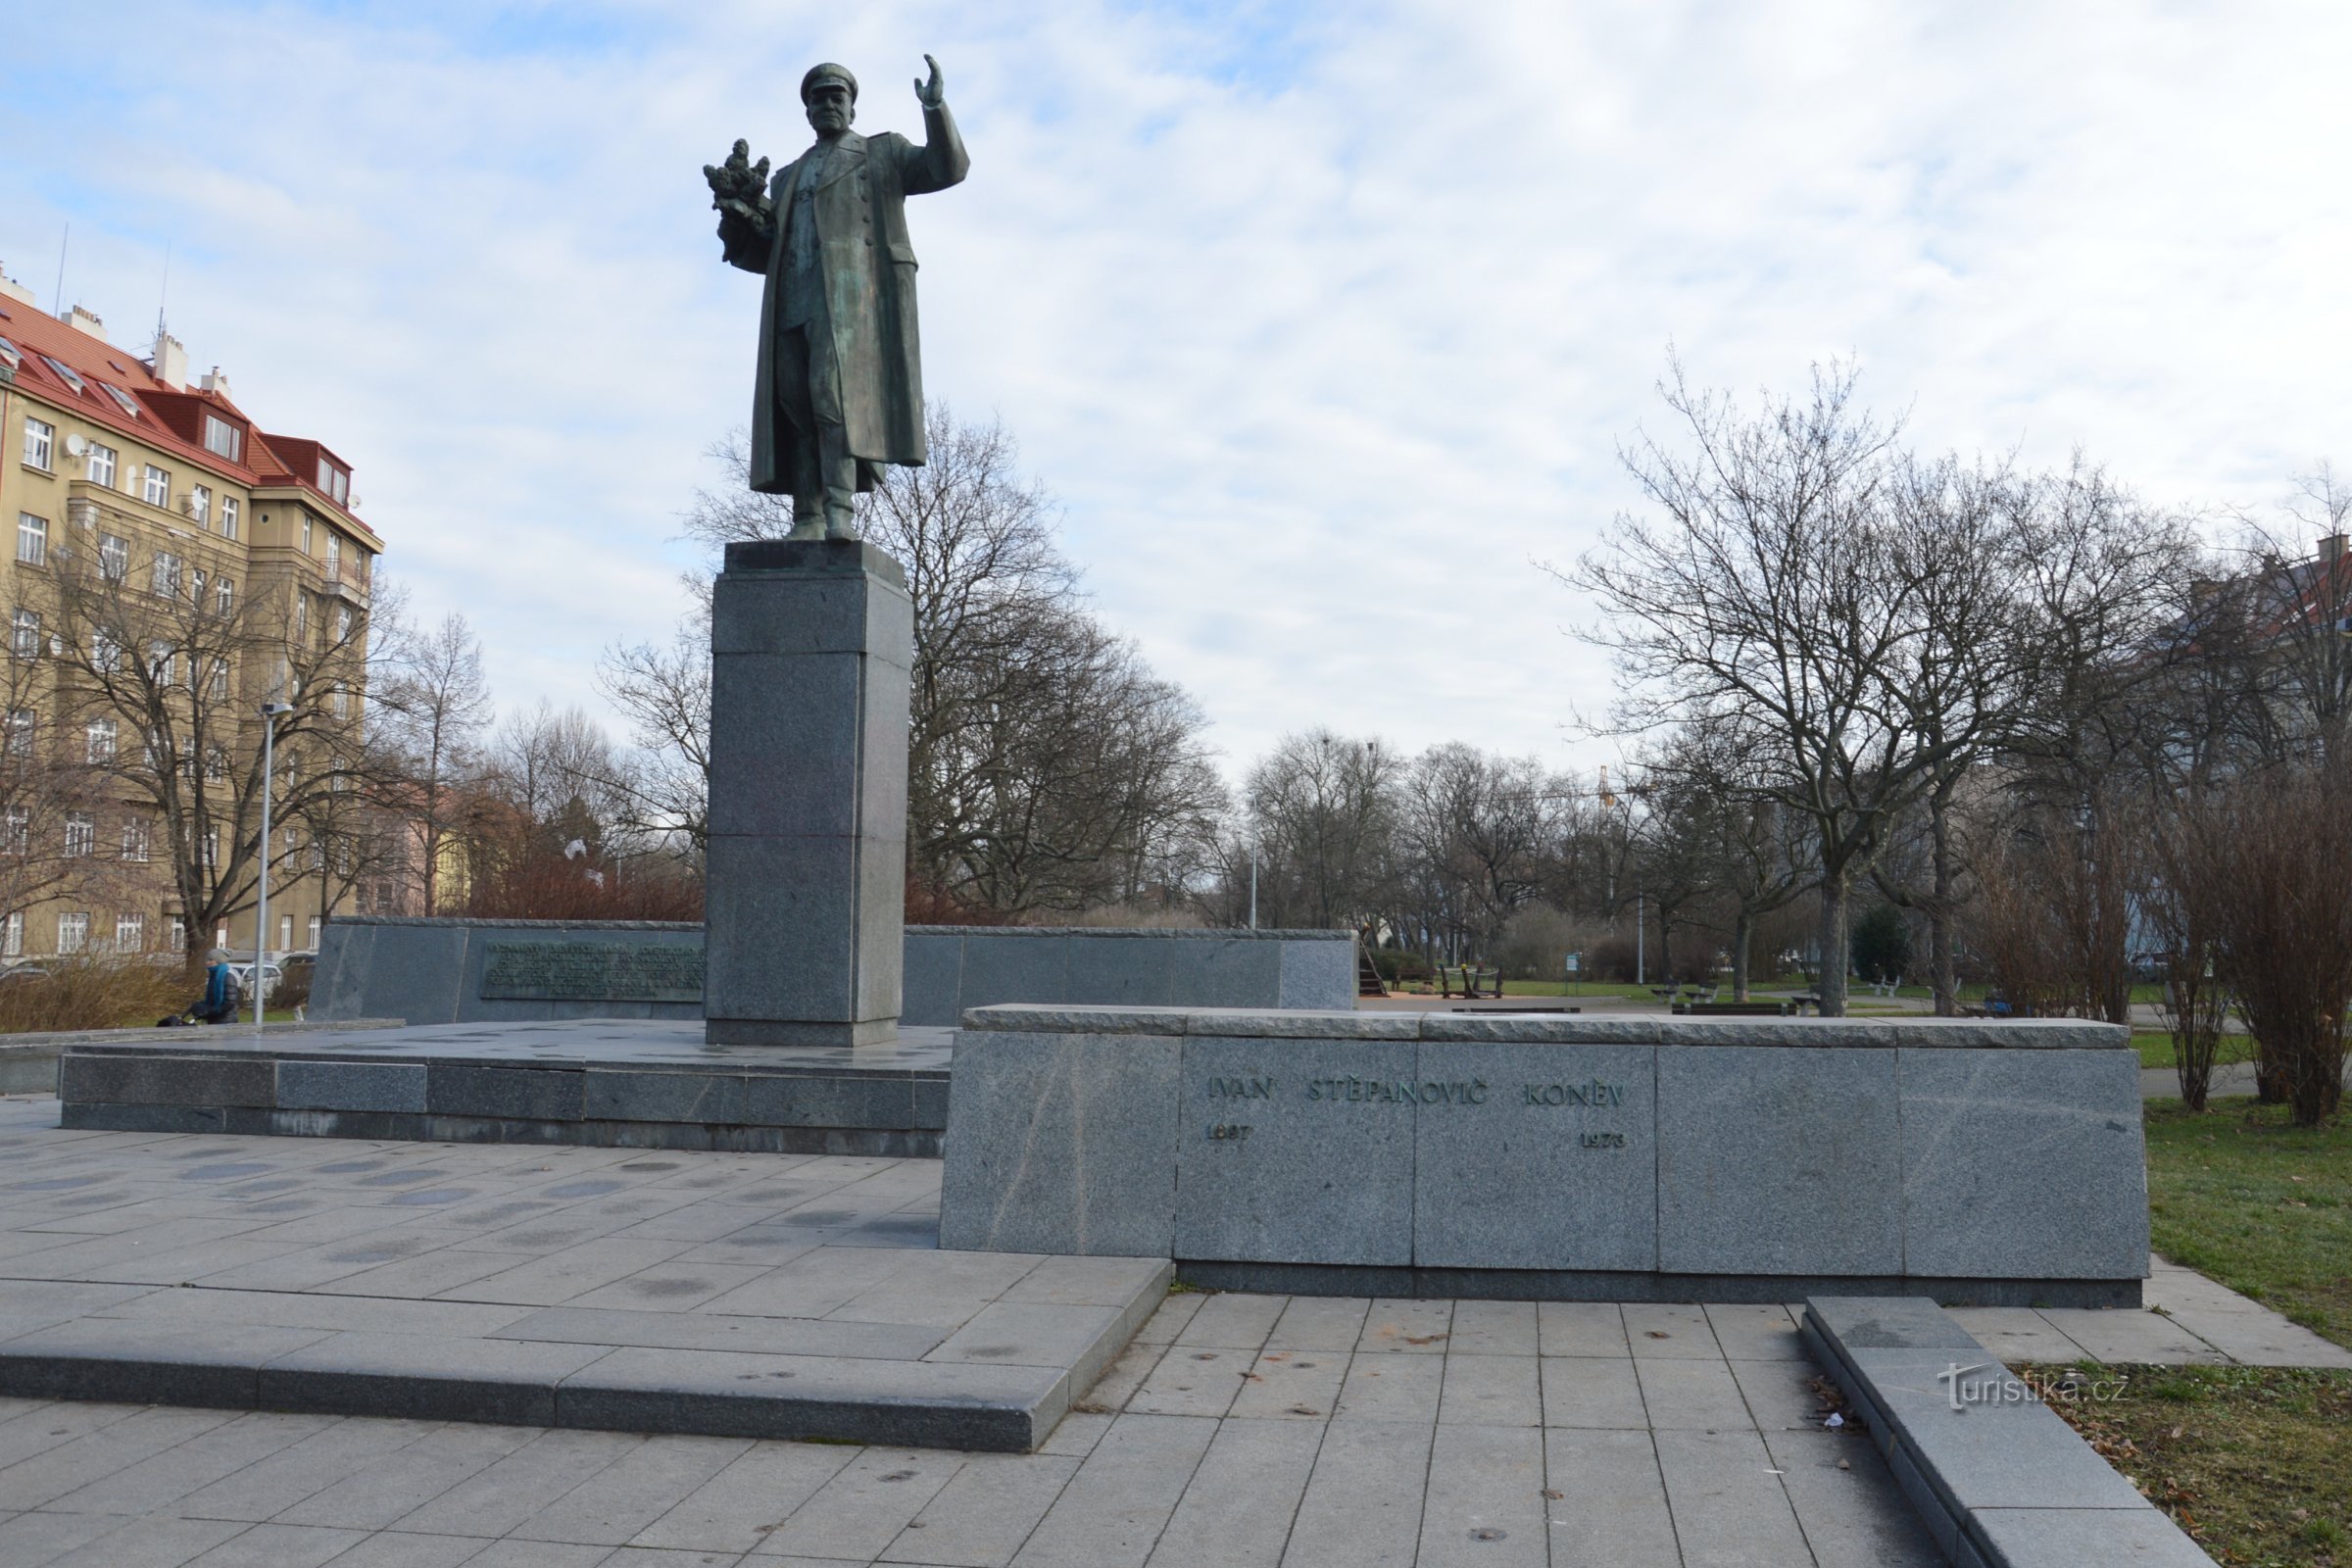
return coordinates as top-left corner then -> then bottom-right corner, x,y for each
0,337 -> 19,372
203,414 -> 241,461
316,457 -> 350,506
101,383 -> 141,420
38,356 -> 84,395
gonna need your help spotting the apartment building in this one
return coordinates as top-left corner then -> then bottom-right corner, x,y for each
0,264 -> 385,963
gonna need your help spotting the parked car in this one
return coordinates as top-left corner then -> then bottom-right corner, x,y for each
224,961 -> 285,1004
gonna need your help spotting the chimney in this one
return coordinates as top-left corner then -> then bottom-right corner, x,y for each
150,331 -> 188,390
0,266 -> 32,307
201,366 -> 232,401
63,305 -> 107,340
2323,533 -> 2348,566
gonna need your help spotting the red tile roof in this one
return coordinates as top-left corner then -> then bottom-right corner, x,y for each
0,298 -> 381,550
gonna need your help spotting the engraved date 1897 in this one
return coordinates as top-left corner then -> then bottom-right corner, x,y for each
1206,1123 -> 1253,1142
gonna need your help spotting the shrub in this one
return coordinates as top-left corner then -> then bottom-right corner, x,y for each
1368,948 -> 1432,984
0,958 -> 191,1034
1850,903 -> 1913,985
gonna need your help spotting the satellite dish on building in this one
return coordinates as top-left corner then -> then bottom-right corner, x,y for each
63,433 -> 85,457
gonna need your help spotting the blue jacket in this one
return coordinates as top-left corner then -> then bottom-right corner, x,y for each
203,963 -> 232,1013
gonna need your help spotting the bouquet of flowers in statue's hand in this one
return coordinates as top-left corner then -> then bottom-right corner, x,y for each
703,138 -> 771,223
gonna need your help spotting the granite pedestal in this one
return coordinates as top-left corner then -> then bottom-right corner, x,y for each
704,538 -> 912,1049
938,1006 -> 2151,1305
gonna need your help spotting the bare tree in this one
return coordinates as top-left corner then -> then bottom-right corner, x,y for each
46,537 -> 375,977
1245,730 -> 1402,932
373,611 -> 491,912
1396,746 -> 1561,962
596,620 -> 710,859
1564,361 -> 1920,1014
2174,760 -> 2352,1125
0,645 -> 128,943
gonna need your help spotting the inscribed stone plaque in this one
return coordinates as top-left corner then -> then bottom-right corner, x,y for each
479,942 -> 705,1004
1412,1041 -> 1656,1271
1173,1036 -> 1417,1266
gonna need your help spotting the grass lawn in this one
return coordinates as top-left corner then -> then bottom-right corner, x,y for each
2136,1030 -> 2262,1070
1496,980 -> 1658,999
2029,1361 -> 2352,1566
2144,1098 -> 2352,1350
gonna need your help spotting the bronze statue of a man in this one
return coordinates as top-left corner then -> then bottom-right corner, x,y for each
705,57 -> 969,540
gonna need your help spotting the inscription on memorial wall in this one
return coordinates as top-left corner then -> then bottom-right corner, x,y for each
479,942 -> 706,1003
1199,1073 -> 1633,1144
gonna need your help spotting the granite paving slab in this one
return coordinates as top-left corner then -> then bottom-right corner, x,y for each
0,1102 -> 1165,1453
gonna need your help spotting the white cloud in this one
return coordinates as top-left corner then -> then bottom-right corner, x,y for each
5,0 -> 2348,784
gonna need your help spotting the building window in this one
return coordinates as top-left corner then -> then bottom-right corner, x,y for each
335,606 -> 354,643
64,813 -> 94,858
23,416 -> 54,471
191,569 -> 208,612
278,913 -> 293,953
330,684 -> 350,719
115,913 -> 145,952
204,747 -> 227,782
39,356 -> 84,394
203,415 -> 243,463
2,807 -> 25,854
220,497 -> 239,540
86,441 -> 118,488
149,642 -> 175,684
209,659 -> 229,699
171,917 -> 186,951
56,912 -> 88,955
325,532 -> 342,576
84,718 -> 116,763
307,915 -> 320,949
16,513 -> 46,566
301,514 -> 315,554
188,484 -> 211,525
11,610 -> 40,662
98,532 -> 128,581
91,631 -> 122,673
216,577 -> 235,614
295,596 -> 310,637
205,828 -> 220,872
4,710 -> 31,757
143,465 -> 170,507
2,912 -> 19,957
151,551 -> 183,598
122,819 -> 149,861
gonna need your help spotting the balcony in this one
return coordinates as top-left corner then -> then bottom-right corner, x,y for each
318,565 -> 370,608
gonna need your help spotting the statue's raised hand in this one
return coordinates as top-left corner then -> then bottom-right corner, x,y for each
703,139 -> 770,217
914,54 -> 946,110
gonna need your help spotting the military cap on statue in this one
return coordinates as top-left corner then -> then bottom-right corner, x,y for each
800,62 -> 858,102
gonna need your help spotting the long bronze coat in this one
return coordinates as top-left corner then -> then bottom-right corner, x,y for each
718,106 -> 968,494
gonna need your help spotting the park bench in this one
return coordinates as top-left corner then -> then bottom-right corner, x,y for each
1675,1000 -> 1793,1016
1438,965 -> 1501,1000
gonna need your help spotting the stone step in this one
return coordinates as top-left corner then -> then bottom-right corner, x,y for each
0,1257 -> 1171,1453
55,1019 -> 955,1155
1801,1296 -> 2217,1567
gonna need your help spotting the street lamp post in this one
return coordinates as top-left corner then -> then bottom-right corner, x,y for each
252,701 -> 293,1025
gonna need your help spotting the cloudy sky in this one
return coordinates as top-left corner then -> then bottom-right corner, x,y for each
5,1 -> 2347,784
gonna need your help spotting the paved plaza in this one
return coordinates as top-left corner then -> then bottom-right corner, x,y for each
0,1092 -> 2338,1566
